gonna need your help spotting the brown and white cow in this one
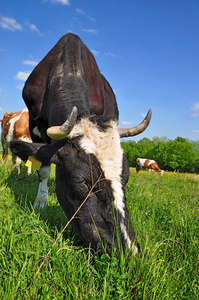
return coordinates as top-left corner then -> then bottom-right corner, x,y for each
1,108 -> 32,174
136,158 -> 164,174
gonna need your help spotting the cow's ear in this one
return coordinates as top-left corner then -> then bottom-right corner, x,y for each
34,141 -> 64,166
10,141 -> 44,162
10,140 -> 62,166
47,152 -> 60,165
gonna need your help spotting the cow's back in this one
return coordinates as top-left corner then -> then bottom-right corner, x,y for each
23,33 -> 119,132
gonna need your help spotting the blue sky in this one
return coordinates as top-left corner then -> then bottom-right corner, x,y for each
1,0 -> 199,141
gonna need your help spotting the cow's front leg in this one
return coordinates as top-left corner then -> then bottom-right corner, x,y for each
34,165 -> 51,209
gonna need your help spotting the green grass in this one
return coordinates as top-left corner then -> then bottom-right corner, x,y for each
0,160 -> 199,299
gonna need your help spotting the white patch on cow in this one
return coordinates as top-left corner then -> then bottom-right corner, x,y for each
6,117 -> 15,142
5,109 -> 28,143
69,118 -> 137,252
19,134 -> 32,144
13,156 -> 22,175
69,118 -> 125,217
32,126 -> 41,138
34,166 -> 51,209
70,117 -> 140,252
120,222 -> 139,256
138,158 -> 155,167
67,69 -> 82,77
6,117 -> 17,143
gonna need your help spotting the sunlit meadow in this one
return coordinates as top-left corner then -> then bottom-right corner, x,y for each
0,156 -> 198,299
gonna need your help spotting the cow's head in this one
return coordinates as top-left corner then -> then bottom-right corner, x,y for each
10,107 -> 153,255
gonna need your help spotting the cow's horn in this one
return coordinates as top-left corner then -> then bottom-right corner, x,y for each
47,106 -> 78,140
119,109 -> 152,138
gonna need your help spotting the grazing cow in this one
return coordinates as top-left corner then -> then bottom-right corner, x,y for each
10,33 -> 152,255
1,109 -> 32,174
136,158 -> 164,174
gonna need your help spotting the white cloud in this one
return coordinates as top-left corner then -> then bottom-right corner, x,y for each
24,19 -> 41,35
23,60 -> 38,66
76,8 -> 84,14
0,107 -> 3,111
82,29 -> 98,34
192,130 -> 199,133
16,84 -> 24,90
30,24 -> 38,32
190,102 -> 199,117
48,0 -> 70,5
141,113 -> 147,118
91,50 -> 100,56
104,52 -> 116,57
26,22 -> 40,33
190,113 -> 199,117
113,88 -> 120,95
0,16 -> 41,34
0,16 -> 22,31
0,89 -> 2,93
191,102 -> 199,111
121,121 -> 132,125
87,16 -> 96,22
14,71 -> 30,81
76,8 -> 95,22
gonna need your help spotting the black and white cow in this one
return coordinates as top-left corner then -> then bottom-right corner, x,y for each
10,33 -> 151,255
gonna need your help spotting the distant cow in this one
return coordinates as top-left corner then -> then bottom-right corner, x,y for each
10,33 -> 152,255
1,108 -> 32,174
136,158 -> 164,174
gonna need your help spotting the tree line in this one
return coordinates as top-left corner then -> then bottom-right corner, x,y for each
121,136 -> 199,174
1,135 -> 199,173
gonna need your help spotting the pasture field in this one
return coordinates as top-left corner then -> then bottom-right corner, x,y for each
0,159 -> 198,299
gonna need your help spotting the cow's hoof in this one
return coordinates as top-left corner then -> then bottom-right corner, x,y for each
33,197 -> 48,209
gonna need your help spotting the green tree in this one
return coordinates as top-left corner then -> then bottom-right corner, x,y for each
121,140 -> 140,167
137,138 -> 154,157
167,137 -> 195,172
121,137 -> 199,173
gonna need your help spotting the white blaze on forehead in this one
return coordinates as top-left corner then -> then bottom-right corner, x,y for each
68,118 -> 138,251
69,118 -> 125,217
